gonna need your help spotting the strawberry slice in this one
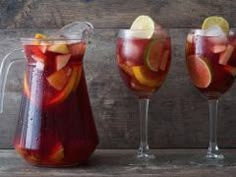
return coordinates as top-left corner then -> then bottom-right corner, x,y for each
219,45 -> 234,65
47,67 -> 72,91
56,54 -> 71,71
49,143 -> 64,162
69,42 -> 86,56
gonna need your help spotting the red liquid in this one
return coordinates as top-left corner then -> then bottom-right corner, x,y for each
116,37 -> 171,98
186,34 -> 236,99
14,41 -> 98,167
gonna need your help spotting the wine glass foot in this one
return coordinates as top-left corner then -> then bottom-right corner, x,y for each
190,153 -> 225,167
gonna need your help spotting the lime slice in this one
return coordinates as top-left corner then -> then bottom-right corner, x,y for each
202,16 -> 229,33
130,15 -> 155,38
145,39 -> 165,71
187,55 -> 212,88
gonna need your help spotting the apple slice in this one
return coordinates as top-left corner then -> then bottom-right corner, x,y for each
118,63 -> 134,77
219,45 -> 234,65
56,54 -> 71,71
131,78 -> 155,92
211,44 -> 226,53
69,42 -> 86,56
49,143 -> 64,162
48,44 -> 69,54
47,67 -> 72,91
159,50 -> 170,71
187,33 -> 194,44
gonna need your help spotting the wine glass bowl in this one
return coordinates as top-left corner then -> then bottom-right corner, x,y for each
116,29 -> 171,163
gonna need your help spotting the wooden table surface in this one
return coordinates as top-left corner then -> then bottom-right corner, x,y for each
0,149 -> 236,177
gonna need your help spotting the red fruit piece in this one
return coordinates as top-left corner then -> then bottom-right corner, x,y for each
56,54 -> 71,71
47,67 -> 72,91
219,45 -> 234,65
69,42 -> 86,56
31,46 -> 46,61
49,143 -> 64,162
31,55 -> 44,63
186,55 -> 212,88
224,65 -> 236,77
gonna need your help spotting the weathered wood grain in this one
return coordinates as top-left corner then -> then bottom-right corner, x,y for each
0,149 -> 236,177
0,29 -> 236,149
0,0 -> 236,28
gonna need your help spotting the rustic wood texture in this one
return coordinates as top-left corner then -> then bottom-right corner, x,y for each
1,29 -> 236,149
0,149 -> 236,177
0,0 -> 236,29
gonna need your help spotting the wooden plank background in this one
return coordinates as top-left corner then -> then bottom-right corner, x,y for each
1,0 -> 236,149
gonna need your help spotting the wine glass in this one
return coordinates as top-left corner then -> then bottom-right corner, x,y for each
116,29 -> 171,165
185,29 -> 236,166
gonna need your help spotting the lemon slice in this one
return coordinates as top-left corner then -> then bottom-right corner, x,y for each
130,15 -> 155,38
202,16 -> 229,34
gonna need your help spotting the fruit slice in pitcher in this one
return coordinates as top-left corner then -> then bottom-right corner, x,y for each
23,74 -> 30,98
187,55 -> 212,88
132,66 -> 162,87
47,67 -> 72,91
47,65 -> 81,106
48,44 -> 69,54
56,54 -> 71,71
49,143 -> 64,162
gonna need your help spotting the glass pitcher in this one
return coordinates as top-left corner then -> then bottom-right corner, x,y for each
0,22 -> 98,167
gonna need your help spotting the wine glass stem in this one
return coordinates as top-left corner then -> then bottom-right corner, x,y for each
207,99 -> 223,159
137,98 -> 151,159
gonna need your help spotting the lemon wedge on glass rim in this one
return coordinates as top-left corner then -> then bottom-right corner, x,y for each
130,15 -> 155,38
201,16 -> 229,34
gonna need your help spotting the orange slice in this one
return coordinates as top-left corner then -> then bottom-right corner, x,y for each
23,74 -> 30,98
132,66 -> 162,87
47,67 -> 72,91
47,65 -> 80,106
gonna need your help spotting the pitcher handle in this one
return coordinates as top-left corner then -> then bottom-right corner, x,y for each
0,48 -> 25,113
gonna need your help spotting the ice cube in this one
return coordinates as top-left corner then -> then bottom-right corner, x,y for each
205,25 -> 228,44
204,25 -> 225,36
